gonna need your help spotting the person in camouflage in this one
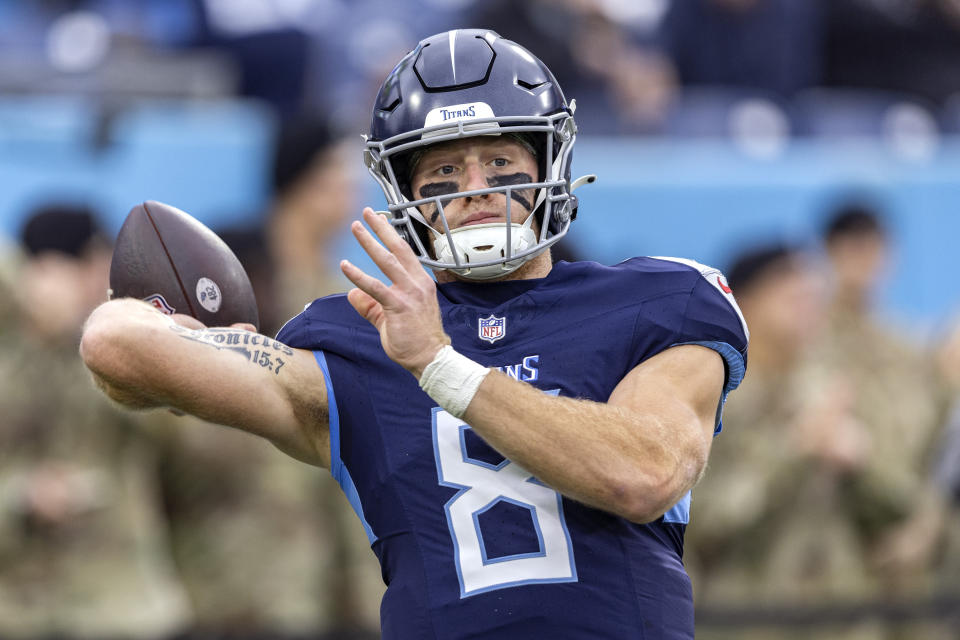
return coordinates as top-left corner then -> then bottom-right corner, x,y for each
818,205 -> 954,639
157,117 -> 384,637
685,244 -> 886,640
0,205 -> 191,639
689,221 -> 954,639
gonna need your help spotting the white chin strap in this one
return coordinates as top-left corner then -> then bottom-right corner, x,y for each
432,219 -> 539,281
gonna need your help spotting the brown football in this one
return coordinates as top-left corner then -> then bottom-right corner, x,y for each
109,200 -> 260,330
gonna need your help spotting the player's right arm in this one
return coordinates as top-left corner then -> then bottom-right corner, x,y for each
79,298 -> 330,468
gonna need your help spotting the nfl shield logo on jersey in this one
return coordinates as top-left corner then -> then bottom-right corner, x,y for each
478,314 -> 506,343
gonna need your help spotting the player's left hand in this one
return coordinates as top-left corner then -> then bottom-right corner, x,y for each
341,207 -> 451,378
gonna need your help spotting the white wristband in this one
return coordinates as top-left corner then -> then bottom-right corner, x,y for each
418,345 -> 490,418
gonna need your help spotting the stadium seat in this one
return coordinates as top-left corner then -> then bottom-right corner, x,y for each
939,91 -> 960,134
790,87 -> 938,139
662,87 -> 791,139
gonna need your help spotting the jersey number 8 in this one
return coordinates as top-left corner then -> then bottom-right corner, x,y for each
432,406 -> 578,598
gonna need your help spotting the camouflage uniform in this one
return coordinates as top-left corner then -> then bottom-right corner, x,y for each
156,414 -> 381,635
159,267 -> 384,636
687,306 -> 950,640
815,307 -> 956,640
687,355 -> 881,640
0,330 -> 191,639
816,307 -> 948,561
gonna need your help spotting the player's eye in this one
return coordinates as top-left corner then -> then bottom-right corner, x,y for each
438,165 -> 456,176
491,157 -> 509,168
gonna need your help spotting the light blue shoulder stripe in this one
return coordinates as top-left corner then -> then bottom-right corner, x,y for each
672,340 -> 745,394
671,340 -> 745,436
662,490 -> 691,524
313,350 -> 377,544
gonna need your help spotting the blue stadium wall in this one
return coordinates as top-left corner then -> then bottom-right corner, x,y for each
1,97 -> 957,335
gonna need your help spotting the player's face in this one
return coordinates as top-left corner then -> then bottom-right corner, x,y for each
409,137 -> 539,233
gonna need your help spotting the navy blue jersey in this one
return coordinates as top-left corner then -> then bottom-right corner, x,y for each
276,258 -> 748,639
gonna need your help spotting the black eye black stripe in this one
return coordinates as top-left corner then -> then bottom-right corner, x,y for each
418,182 -> 459,223
418,181 -> 459,198
417,172 -> 536,223
486,172 -> 533,187
487,173 -> 534,211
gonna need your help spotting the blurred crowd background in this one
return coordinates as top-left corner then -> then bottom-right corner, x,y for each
1,0 -> 960,638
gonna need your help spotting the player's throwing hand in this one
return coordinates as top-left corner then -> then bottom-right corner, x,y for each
340,207 -> 451,378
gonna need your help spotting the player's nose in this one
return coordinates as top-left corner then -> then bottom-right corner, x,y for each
462,161 -> 489,195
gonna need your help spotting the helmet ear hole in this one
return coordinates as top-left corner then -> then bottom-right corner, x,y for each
413,221 -> 434,258
396,224 -> 413,245
567,195 -> 579,222
387,153 -> 416,201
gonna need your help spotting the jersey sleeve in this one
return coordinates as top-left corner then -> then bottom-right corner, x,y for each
676,268 -> 749,395
650,258 -> 749,434
276,294 -> 363,346
275,303 -> 312,347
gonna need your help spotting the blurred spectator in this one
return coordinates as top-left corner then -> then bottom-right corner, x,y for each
691,218 -> 952,640
658,0 -> 824,99
157,412 -> 365,637
815,202 -> 951,633
267,115 -> 386,633
824,0 -> 960,104
469,0 -> 677,134
300,0 -> 476,132
685,244 -> 886,639
192,7 -> 312,118
929,322 -> 960,608
821,203 -> 889,316
818,203 -> 949,549
934,323 -> 960,504
0,204 -> 192,639
266,114 -> 355,315
152,116 -> 383,638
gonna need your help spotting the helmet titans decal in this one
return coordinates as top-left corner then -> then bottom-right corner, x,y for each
424,102 -> 495,130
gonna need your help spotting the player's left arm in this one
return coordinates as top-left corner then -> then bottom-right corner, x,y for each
341,207 -> 728,523
460,344 -> 723,523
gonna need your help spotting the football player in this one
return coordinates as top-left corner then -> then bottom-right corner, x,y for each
81,29 -> 749,639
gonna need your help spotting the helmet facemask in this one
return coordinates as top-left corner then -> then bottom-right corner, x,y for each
364,111 -> 581,281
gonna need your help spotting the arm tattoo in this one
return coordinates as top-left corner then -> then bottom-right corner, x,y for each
170,325 -> 294,375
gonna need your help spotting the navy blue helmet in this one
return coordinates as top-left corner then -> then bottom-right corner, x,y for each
364,29 -> 594,280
